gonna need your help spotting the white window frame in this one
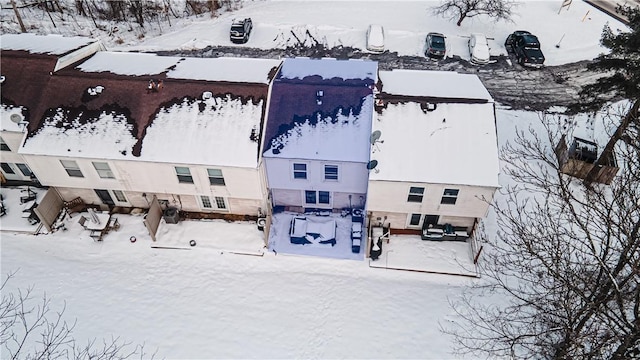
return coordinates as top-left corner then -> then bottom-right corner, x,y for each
293,163 -> 307,180
407,186 -> 424,203
199,195 -> 227,211
324,164 -> 339,181
207,168 -> 225,186
441,188 -> 459,205
60,160 -> 83,178
112,190 -> 128,203
409,213 -> 422,227
92,162 -> 115,179
175,166 -> 193,184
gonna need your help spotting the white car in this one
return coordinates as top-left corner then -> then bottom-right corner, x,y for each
468,33 -> 490,65
366,24 -> 385,53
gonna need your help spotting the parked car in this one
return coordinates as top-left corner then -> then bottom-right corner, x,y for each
425,32 -> 446,59
366,24 -> 385,53
230,18 -> 252,44
468,33 -> 490,65
505,30 -> 545,68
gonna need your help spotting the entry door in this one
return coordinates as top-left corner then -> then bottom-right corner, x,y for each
424,215 -> 440,226
94,189 -> 115,206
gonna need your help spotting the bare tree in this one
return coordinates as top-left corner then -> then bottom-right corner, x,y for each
1,272 -> 156,359
432,0 -> 517,26
444,107 -> 640,359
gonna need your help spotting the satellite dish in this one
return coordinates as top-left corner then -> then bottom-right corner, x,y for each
10,113 -> 23,124
370,130 -> 382,144
367,160 -> 379,170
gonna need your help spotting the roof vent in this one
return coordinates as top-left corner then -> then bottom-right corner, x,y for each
202,91 -> 213,100
0,75 -> 5,84
87,85 -> 105,96
316,90 -> 323,105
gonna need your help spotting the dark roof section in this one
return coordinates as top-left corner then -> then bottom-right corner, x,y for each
9,54 -> 270,157
263,58 -> 377,155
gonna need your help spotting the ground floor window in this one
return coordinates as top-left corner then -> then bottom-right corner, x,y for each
112,190 -> 127,203
409,213 -> 421,226
305,190 -> 330,205
200,195 -> 227,210
1,163 -> 15,174
16,163 -> 32,177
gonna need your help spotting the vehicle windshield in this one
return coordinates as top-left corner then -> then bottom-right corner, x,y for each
231,25 -> 244,31
431,36 -> 445,49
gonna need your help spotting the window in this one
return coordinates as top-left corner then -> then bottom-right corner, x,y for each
215,197 -> 226,209
207,168 -> 225,186
407,186 -> 424,202
201,195 -> 213,208
409,213 -> 421,226
293,163 -> 307,179
92,162 -> 114,179
16,164 -> 32,177
60,160 -> 83,177
318,191 -> 330,204
175,166 -> 193,183
441,188 -> 459,205
113,190 -> 127,202
200,196 -> 227,210
305,191 -> 330,204
324,165 -> 338,180
1,163 -> 14,174
305,190 -> 316,204
0,137 -> 10,151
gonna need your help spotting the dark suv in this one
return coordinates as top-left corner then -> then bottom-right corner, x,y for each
505,30 -> 545,68
230,18 -> 252,44
425,32 -> 446,59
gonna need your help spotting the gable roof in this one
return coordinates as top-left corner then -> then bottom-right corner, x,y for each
0,33 -> 97,56
17,52 -> 279,168
378,70 -> 493,103
262,58 -> 377,163
370,100 -> 499,188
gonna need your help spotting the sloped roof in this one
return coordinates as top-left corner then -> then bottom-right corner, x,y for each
378,70 -> 493,102
0,33 -> 97,55
370,101 -> 499,188
17,52 -> 278,168
263,58 -> 376,163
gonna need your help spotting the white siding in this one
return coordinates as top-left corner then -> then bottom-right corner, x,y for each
264,157 -> 368,193
1,131 -> 32,181
366,180 -> 496,229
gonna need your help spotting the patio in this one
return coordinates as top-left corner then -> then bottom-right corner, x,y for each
369,235 -> 478,277
268,212 -> 364,260
0,186 -> 46,233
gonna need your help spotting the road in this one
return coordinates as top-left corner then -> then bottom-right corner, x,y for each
159,45 -> 607,111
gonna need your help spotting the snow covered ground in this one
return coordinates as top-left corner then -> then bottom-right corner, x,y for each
2,1 -> 625,66
0,0 -> 631,358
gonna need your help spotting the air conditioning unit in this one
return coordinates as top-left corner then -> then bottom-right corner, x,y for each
163,207 -> 180,224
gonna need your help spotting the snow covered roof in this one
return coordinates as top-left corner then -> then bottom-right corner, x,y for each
1,104 -> 27,133
378,70 -> 492,101
18,54 -> 271,168
0,33 -> 97,55
278,58 -> 377,82
263,59 -> 376,162
76,52 -> 280,83
21,94 -> 264,167
370,101 -> 499,188
76,52 -> 181,76
166,57 -> 281,84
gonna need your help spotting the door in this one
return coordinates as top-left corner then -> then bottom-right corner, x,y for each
94,189 -> 115,206
424,215 -> 439,227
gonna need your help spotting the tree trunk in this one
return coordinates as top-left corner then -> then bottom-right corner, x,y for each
10,0 -> 27,33
456,13 -> 466,26
584,100 -> 640,185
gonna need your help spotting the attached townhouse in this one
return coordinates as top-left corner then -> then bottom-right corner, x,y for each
0,34 -> 104,185
2,34 -> 280,219
2,34 -> 499,261
367,70 -> 500,236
